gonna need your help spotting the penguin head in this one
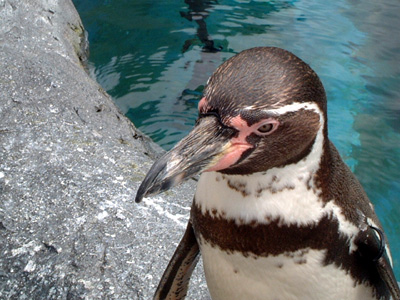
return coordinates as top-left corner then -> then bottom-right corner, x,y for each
197,47 -> 327,174
136,47 -> 328,202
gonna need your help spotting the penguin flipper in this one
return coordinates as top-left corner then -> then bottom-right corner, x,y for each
356,225 -> 400,299
153,221 -> 200,300
375,255 -> 400,300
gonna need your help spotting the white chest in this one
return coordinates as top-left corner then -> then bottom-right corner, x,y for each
193,166 -> 368,299
199,239 -> 375,300
194,160 -> 359,238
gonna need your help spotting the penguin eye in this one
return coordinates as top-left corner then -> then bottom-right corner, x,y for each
257,123 -> 273,133
255,120 -> 278,136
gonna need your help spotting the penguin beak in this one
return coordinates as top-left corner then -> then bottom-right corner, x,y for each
135,116 -> 241,203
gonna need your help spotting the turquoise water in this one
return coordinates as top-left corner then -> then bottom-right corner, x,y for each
73,0 -> 400,279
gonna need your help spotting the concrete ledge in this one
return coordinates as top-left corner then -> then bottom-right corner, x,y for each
0,0 -> 209,298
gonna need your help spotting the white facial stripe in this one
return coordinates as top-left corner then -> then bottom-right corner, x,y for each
242,105 -> 256,111
242,102 -> 320,114
264,102 -> 322,116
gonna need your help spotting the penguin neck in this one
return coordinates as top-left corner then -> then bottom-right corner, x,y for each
195,114 -> 327,227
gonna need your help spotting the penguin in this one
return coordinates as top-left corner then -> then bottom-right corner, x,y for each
135,47 -> 400,300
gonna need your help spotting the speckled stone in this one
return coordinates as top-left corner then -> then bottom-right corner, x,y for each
0,0 -> 210,299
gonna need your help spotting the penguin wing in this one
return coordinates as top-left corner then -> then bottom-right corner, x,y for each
153,221 -> 200,300
375,255 -> 400,300
356,225 -> 400,299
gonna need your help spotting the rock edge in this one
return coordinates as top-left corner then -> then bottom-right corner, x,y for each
0,0 -> 209,299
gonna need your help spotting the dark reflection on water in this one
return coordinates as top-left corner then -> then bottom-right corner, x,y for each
74,0 -> 400,279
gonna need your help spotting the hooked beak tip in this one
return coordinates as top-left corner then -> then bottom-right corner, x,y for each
135,183 -> 148,203
135,168 -> 186,204
135,194 -> 144,203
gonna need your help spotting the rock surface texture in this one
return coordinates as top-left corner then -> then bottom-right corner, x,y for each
0,0 -> 209,299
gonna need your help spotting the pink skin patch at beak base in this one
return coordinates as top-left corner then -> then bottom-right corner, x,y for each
205,142 -> 252,172
205,115 -> 278,172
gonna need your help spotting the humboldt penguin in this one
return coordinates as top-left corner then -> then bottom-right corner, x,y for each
135,47 -> 400,300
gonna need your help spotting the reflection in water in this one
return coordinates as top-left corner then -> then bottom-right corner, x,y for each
74,0 -> 400,279
180,0 -> 222,53
179,0 -> 222,107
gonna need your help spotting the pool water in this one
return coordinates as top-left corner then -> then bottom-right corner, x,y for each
73,0 -> 400,280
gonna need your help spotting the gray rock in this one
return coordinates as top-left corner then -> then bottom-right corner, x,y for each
0,0 -> 209,299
